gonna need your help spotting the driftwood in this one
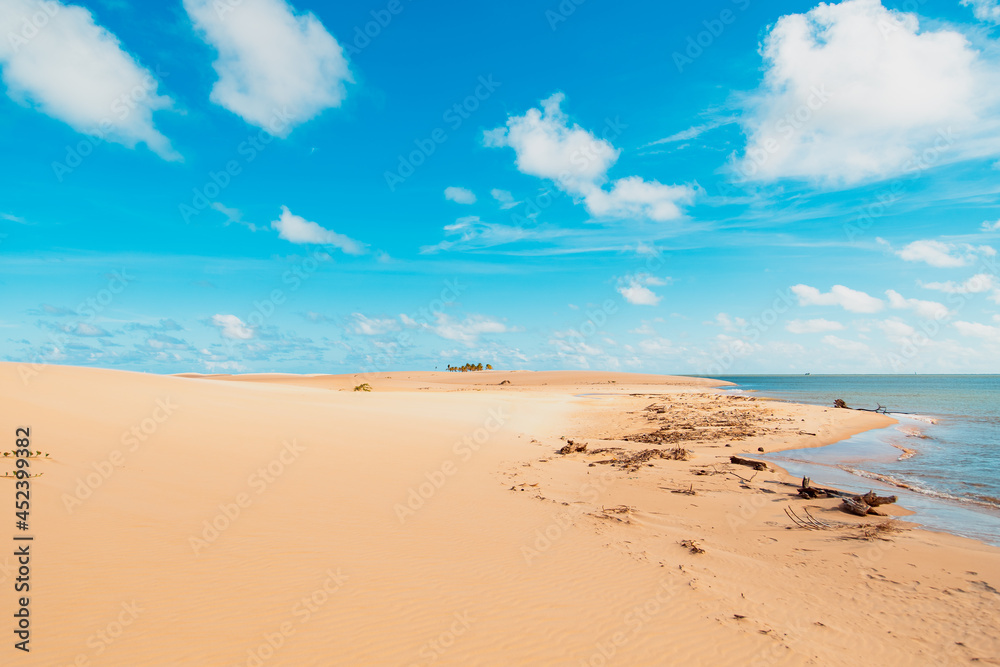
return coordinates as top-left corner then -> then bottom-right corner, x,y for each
730,455 -> 768,471
557,440 -> 587,455
840,491 -> 897,516
833,398 -> 890,414
798,476 -> 849,499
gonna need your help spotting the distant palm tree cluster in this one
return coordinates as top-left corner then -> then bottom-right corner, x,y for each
446,363 -> 493,372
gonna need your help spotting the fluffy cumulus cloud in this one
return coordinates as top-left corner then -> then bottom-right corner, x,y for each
485,93 -> 695,221
963,0 -> 1000,23
0,0 -> 178,159
183,0 -> 351,134
786,318 -> 846,334
271,206 -> 366,254
791,284 -> 884,313
212,314 -> 254,339
738,0 -> 990,184
617,273 -> 668,306
444,187 -> 476,204
891,239 -> 996,268
954,320 -> 1000,339
885,290 -> 949,319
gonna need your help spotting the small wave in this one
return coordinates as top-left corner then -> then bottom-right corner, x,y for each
889,443 -> 918,460
838,466 -> 1000,511
896,413 -> 939,425
894,425 -> 930,439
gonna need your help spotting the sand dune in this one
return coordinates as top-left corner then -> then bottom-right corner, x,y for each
1,364 -> 997,665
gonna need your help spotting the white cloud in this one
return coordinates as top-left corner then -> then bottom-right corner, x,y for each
894,239 -> 995,268
737,0 -> 987,184
491,189 -> 521,209
583,176 -> 695,223
954,320 -> 1000,339
617,274 -> 668,306
420,215 -> 567,254
886,290 -> 949,319
351,313 -> 398,336
629,322 -> 656,335
878,318 -> 916,342
402,313 -> 509,345
982,219 -> 1000,232
0,0 -> 178,159
444,187 -> 476,204
212,314 -> 254,339
822,335 -> 871,354
638,337 -> 682,356
962,0 -> 1000,23
711,313 -> 747,332
271,206 -> 365,254
792,284 -> 884,313
485,93 -> 695,221
183,0 -> 351,134
921,273 -> 997,295
786,318 -> 846,334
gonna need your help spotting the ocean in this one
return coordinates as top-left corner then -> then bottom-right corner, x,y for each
710,375 -> 1000,546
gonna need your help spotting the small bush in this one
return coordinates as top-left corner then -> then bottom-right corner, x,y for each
353,383 -> 372,392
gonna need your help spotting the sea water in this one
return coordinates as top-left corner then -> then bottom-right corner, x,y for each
709,375 -> 1000,546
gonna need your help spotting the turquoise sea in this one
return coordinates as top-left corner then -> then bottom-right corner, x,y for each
710,375 -> 1000,546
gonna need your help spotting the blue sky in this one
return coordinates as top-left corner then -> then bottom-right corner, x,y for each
2,0 -> 1000,375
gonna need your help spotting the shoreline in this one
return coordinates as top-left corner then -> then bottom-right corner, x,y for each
2,364 -> 998,664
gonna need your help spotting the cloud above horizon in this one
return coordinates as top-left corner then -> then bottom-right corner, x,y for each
617,273 -> 668,306
737,0 -> 994,185
183,0 -> 351,134
212,314 -> 254,339
0,0 -> 178,160
889,239 -> 996,268
792,284 -> 884,313
485,93 -> 695,221
271,206 -> 366,254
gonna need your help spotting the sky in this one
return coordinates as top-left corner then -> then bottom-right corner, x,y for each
2,0 -> 1000,376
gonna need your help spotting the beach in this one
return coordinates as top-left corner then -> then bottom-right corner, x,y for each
2,364 -> 998,665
